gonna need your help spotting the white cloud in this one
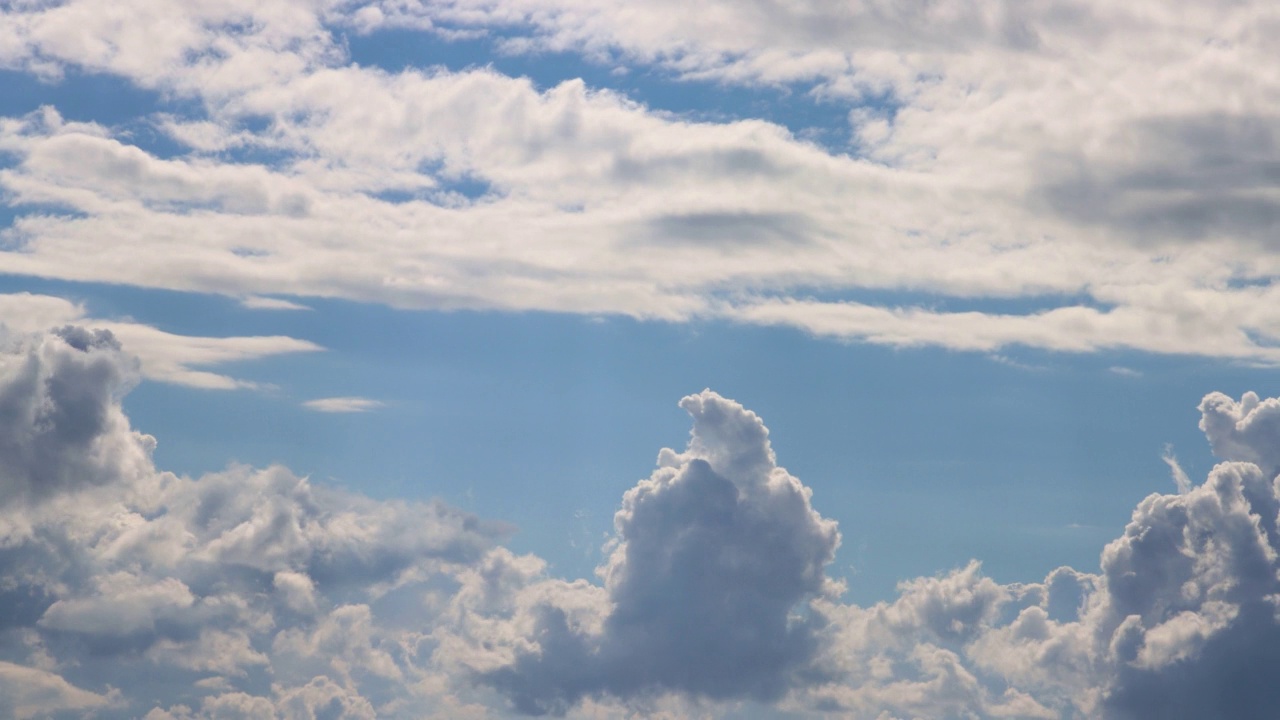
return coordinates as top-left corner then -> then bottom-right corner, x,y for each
1199,391 -> 1280,476
0,292 -> 85,332
1161,444 -> 1193,494
3,1 -> 1280,360
726,296 -> 1280,364
302,397 -> 386,413
101,322 -> 322,390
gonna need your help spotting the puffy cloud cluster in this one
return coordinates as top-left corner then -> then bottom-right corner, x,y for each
4,1 -> 1280,360
5,328 -> 1280,718
792,392 -> 1280,720
0,328 -> 505,717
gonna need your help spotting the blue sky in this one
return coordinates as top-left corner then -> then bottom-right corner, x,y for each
4,2 -> 1280,718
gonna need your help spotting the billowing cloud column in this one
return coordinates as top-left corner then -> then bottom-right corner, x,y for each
0,326 -> 152,505
458,390 -> 841,714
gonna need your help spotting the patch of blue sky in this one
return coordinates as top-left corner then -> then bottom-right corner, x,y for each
0,69 -> 310,176
0,68 -> 177,126
5,273 -> 1257,603
0,204 -> 87,239
177,113 -> 326,172
431,172 -> 497,201
341,27 -> 883,153
0,68 -> 201,158
372,160 -> 498,205
1242,328 -> 1280,349
1230,274 -> 1280,289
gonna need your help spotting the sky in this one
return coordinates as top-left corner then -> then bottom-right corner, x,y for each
2,1 -> 1280,718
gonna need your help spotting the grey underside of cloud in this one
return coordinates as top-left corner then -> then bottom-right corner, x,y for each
1037,114 -> 1280,245
5,1 -> 1280,362
7,328 -> 1280,718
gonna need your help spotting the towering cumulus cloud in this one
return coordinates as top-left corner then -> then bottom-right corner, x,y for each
0,326 -> 150,504
5,328 -> 1280,717
452,391 -> 841,714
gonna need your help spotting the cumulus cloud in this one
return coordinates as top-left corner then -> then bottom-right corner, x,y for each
1198,390 -> 1280,477
0,328 -> 507,718
445,387 -> 1280,719
0,326 -> 151,504
443,391 -> 840,714
7,327 -> 1280,718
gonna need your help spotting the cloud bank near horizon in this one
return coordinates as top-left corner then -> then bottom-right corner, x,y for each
4,327 -> 1280,719
3,0 -> 1280,362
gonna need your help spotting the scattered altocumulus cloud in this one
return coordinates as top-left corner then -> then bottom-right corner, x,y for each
302,396 -> 386,413
4,328 -> 1280,718
2,1 -> 1280,361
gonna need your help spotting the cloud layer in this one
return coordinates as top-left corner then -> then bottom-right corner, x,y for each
3,0 -> 1280,360
4,328 -> 1280,717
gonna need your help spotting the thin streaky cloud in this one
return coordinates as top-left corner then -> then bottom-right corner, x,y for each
240,295 -> 312,311
302,396 -> 387,413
